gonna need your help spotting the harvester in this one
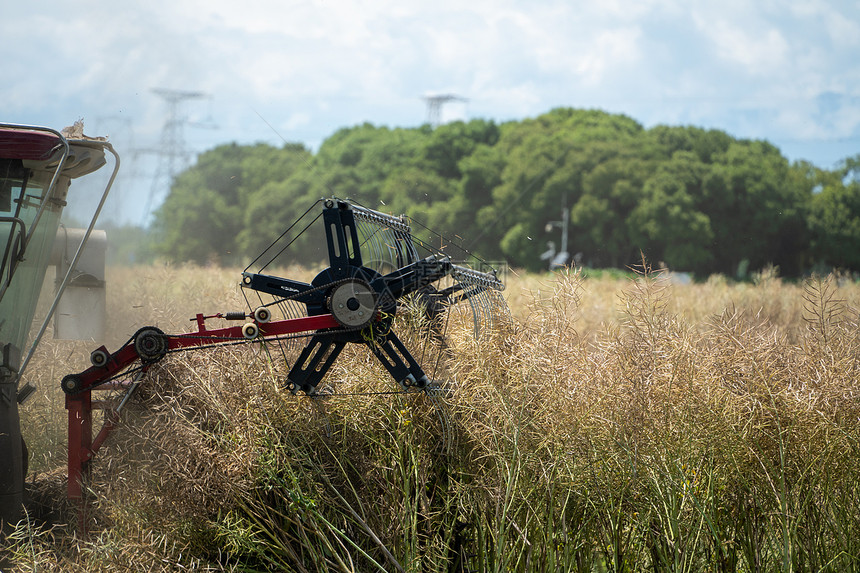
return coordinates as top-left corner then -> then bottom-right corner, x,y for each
0,122 -> 117,525
0,122 -> 508,528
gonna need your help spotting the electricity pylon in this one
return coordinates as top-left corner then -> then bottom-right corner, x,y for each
140,88 -> 214,224
422,93 -> 467,128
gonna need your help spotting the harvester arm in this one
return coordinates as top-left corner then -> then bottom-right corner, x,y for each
62,310 -> 343,503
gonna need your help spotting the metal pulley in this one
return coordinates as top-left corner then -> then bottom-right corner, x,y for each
133,327 -> 168,364
328,280 -> 377,328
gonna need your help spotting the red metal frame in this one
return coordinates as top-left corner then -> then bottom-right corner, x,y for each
66,312 -> 340,505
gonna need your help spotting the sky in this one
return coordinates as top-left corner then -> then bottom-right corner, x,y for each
3,0 -> 859,226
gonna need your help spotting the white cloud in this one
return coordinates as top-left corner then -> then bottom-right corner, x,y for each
1,0 -> 858,189
572,28 -> 643,87
692,9 -> 790,78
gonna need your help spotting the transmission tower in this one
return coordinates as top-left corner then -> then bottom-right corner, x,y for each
141,88 -> 211,223
422,93 -> 468,128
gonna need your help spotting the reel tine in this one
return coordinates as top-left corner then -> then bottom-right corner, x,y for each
461,284 -> 481,336
471,287 -> 489,337
381,227 -> 402,271
396,226 -> 419,265
490,289 -> 510,330
425,384 -> 453,455
357,217 -> 383,271
445,271 -> 508,340
355,218 -> 374,268
477,289 -> 494,335
373,223 -> 389,270
377,226 -> 396,272
478,287 -> 509,336
275,298 -> 309,356
352,204 -> 418,274
480,288 -> 501,333
356,214 -> 401,274
386,224 -> 413,269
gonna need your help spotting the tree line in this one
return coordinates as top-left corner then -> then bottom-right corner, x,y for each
151,107 -> 860,277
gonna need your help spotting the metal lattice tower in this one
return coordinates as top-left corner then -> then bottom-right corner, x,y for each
142,88 -> 208,223
422,94 -> 467,128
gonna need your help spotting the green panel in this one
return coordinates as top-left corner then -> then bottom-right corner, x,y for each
0,170 -> 65,359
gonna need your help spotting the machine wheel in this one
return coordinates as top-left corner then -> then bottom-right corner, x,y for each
242,322 -> 259,339
61,374 -> 83,395
328,279 -> 377,328
253,306 -> 271,323
90,348 -> 109,368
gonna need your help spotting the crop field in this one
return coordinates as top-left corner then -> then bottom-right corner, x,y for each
5,264 -> 860,572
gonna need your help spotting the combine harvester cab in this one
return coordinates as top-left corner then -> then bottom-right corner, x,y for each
0,123 -> 118,526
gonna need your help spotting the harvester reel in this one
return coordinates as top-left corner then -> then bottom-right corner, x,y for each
60,198 -> 507,510
238,198 -> 508,396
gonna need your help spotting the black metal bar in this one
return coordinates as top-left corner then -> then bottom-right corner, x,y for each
365,332 -> 430,390
371,257 -> 452,309
241,273 -> 318,304
287,334 -> 346,394
322,200 -> 362,276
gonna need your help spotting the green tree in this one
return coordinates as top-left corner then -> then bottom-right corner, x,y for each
152,170 -> 239,264
628,163 -> 714,272
236,171 -> 326,266
648,125 -> 733,163
705,140 -> 807,275
487,109 -> 645,269
442,143 -> 505,256
420,119 -> 500,179
569,155 -> 651,268
313,124 -> 427,205
149,108 -> 841,278
152,142 -> 310,265
807,155 -> 860,270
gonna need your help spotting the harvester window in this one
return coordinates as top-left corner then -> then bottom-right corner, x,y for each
0,158 -> 28,213
0,180 -> 11,213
